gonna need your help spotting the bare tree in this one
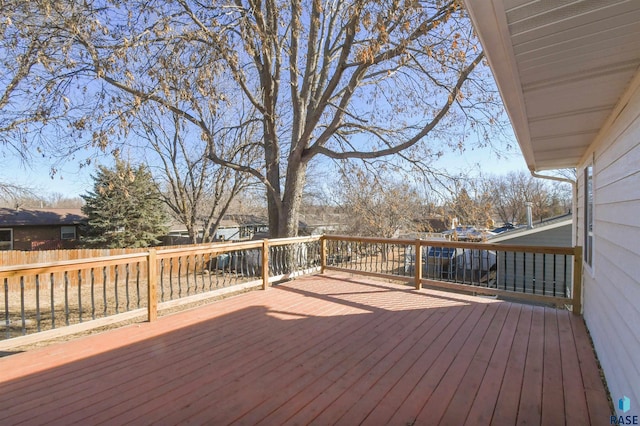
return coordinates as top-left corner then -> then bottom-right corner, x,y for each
447,179 -> 493,229
131,107 -> 257,243
486,171 -> 571,225
0,0 -> 501,237
45,193 -> 84,208
338,165 -> 422,238
0,181 -> 37,206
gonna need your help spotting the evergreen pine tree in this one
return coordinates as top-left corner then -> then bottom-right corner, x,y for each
81,159 -> 168,248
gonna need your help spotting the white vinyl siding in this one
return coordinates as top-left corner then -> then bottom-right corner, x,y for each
579,78 -> 640,414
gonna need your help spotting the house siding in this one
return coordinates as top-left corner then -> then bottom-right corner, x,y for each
12,226 -> 79,250
578,77 -> 640,413
492,224 -> 573,297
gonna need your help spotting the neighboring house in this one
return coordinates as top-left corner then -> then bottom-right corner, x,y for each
489,214 -> 573,296
165,212 -> 344,243
465,0 -> 640,413
442,226 -> 496,242
215,215 -> 268,241
298,222 -> 341,236
164,214 -> 269,244
0,207 -> 86,250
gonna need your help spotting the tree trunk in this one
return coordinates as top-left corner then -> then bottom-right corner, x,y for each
275,159 -> 307,238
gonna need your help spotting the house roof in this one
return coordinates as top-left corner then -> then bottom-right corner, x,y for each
0,208 -> 86,227
219,214 -> 268,228
167,214 -> 269,233
488,213 -> 572,243
464,0 -> 640,171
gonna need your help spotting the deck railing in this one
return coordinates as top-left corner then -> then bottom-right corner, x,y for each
0,236 -> 321,346
0,234 -> 582,348
322,235 -> 582,314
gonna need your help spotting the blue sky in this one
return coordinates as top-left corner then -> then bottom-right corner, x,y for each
0,150 -> 98,199
0,136 -> 530,201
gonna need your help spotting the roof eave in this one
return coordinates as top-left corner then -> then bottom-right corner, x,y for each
465,0 -> 539,171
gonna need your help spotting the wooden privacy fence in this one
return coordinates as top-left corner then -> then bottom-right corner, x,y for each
0,234 -> 583,349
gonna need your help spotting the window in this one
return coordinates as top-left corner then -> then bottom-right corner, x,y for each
0,228 -> 12,250
584,165 -> 593,267
61,226 -> 77,240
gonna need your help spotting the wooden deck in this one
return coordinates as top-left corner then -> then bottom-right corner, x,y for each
0,272 -> 610,425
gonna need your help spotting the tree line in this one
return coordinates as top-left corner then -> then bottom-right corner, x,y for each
337,166 -> 573,238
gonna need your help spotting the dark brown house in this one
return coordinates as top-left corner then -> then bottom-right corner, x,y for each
0,207 -> 86,251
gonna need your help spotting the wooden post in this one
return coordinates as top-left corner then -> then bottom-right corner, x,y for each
572,246 -> 583,315
262,239 -> 269,290
320,236 -> 327,274
147,248 -> 158,322
415,239 -> 422,290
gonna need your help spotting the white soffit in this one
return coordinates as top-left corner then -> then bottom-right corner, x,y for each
465,0 -> 640,171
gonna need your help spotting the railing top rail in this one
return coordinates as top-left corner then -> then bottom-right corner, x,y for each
323,234 -> 576,255
322,235 -> 416,245
418,240 -> 576,255
0,252 -> 150,279
0,236 -> 325,276
0,234 -> 577,280
156,240 -> 263,258
268,235 -> 321,246
155,235 -> 320,259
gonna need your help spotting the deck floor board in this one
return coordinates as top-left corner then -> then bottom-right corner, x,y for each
0,272 -> 611,425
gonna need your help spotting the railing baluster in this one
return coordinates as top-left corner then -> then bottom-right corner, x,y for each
125,263 -> 131,311
280,247 -> 285,275
136,262 -> 141,308
551,254 -> 556,297
186,256 -> 191,296
512,250 -> 516,292
91,268 -> 96,320
542,253 -> 547,296
159,259 -> 165,302
553,254 -> 573,297
199,254 -> 205,292
35,275 -> 41,332
178,257 -> 183,298
384,243 -> 389,273
169,258 -> 174,300
50,273 -> 55,329
231,252 -> 237,284
114,265 -> 119,314
532,252 -> 536,295
102,267 -> 108,318
64,271 -> 70,326
480,250 -> 491,287
217,254 -> 223,288
4,278 -> 9,338
522,252 -> 527,294
239,251 -> 245,280
499,251 -> 504,290
78,270 -> 83,323
207,254 -> 214,290
20,277 -> 26,335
